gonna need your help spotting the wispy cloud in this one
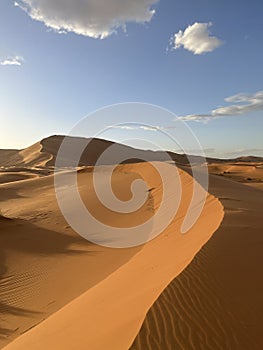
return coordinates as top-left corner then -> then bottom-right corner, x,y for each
108,125 -> 176,132
177,114 -> 214,123
0,55 -> 24,66
15,0 -> 158,39
177,90 -> 263,122
170,22 -> 223,55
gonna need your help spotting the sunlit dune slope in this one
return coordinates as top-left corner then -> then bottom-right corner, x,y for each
1,161 -> 223,350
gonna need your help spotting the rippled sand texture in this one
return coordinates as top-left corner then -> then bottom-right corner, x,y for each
1,160 -> 223,350
131,172 -> 263,350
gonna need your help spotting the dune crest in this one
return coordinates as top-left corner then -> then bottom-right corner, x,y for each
1,161 -> 223,350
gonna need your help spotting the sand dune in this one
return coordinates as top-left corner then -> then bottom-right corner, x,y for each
0,160 -> 223,350
0,142 -> 51,168
1,136 -> 263,350
131,171 -> 263,350
208,162 -> 263,190
0,151 -> 18,167
2,135 -> 262,170
0,169 -> 142,348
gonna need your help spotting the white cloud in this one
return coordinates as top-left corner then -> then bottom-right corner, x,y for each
171,22 -> 223,55
0,55 -> 24,66
108,125 -> 177,131
139,125 -> 163,131
214,91 -> 263,116
109,125 -> 136,130
15,0 -> 158,38
178,90 -> 263,122
108,125 -> 163,132
177,114 -> 213,123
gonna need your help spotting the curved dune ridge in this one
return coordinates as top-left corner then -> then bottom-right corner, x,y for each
1,161 -> 223,350
0,142 -> 51,168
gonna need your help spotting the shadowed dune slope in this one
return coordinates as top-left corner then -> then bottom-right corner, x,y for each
0,151 -> 18,166
1,162 -> 223,350
130,173 -> 263,350
0,167 -> 146,348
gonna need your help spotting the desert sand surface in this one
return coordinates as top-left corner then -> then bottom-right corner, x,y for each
1,136 -> 262,349
208,162 -> 263,190
0,136 -> 224,350
131,169 -> 263,350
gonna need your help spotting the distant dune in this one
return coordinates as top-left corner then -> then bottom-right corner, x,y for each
0,135 -> 182,168
1,135 -> 262,169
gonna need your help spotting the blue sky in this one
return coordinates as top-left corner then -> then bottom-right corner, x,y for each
0,0 -> 262,157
